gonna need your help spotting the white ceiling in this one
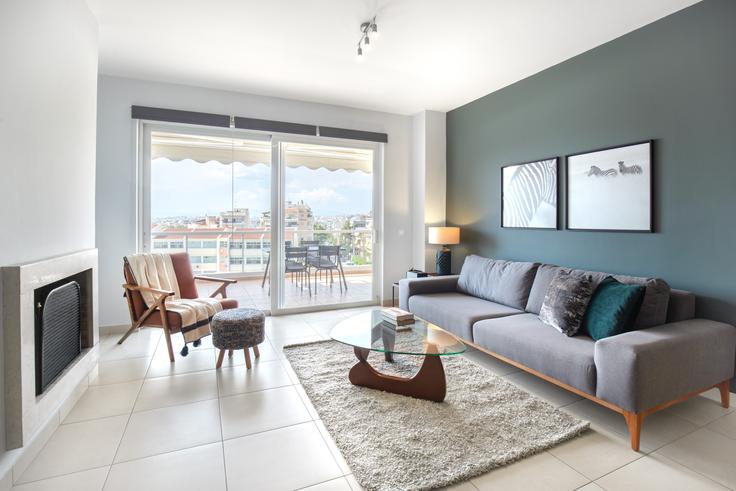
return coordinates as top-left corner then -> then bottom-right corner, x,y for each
89,0 -> 700,115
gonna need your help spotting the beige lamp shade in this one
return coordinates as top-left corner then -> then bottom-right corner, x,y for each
427,226 -> 460,245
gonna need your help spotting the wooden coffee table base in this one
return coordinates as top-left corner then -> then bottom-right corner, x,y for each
348,347 -> 447,402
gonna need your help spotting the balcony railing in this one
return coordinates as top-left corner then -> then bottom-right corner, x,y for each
150,228 -> 373,276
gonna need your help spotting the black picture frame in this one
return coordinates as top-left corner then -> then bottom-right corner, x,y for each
565,140 -> 654,233
501,157 -> 559,230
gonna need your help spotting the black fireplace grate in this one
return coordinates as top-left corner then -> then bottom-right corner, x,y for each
36,281 -> 82,394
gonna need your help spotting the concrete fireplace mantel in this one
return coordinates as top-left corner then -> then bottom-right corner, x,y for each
1,249 -> 99,450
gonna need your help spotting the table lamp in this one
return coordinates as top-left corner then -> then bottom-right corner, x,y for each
427,226 -> 460,275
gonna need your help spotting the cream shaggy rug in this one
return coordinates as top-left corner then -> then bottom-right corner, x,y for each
283,339 -> 589,491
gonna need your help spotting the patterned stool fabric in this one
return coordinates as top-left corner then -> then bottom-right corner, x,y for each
212,308 -> 265,350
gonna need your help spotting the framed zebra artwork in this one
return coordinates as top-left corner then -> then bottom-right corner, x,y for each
501,158 -> 559,229
566,140 -> 653,232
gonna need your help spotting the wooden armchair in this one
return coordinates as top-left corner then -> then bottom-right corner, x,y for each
121,252 -> 238,362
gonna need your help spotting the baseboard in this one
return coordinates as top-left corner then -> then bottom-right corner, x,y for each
99,323 -> 130,335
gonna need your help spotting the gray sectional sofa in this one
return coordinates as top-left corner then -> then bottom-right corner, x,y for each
399,255 -> 736,450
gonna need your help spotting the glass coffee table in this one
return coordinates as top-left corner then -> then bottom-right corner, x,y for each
331,310 -> 466,402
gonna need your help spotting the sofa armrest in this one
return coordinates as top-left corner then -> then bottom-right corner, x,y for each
398,275 -> 459,310
594,319 -> 736,413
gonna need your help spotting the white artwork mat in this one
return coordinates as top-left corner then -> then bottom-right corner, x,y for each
567,142 -> 651,231
502,159 -> 557,229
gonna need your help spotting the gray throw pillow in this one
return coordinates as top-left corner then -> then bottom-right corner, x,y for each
539,270 -> 595,336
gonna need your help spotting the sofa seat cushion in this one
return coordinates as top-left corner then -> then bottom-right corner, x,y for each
407,292 -> 523,341
473,313 -> 597,395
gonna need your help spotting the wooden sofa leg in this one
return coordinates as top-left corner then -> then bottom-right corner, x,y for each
718,380 -> 731,409
623,411 -> 643,452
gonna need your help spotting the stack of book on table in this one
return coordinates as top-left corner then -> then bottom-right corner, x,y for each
380,307 -> 415,326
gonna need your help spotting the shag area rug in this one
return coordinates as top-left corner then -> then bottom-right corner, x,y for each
283,339 -> 589,491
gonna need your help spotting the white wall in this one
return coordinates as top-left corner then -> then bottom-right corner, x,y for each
411,111 -> 447,272
0,0 -> 97,461
96,75 -> 414,326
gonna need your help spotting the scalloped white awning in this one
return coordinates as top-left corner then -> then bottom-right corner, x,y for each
151,132 -> 372,173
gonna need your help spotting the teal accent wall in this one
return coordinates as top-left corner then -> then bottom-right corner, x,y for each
446,0 -> 736,324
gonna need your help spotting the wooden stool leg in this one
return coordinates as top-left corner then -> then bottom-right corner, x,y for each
216,349 -> 225,369
253,345 -> 260,358
228,349 -> 234,358
244,348 -> 252,369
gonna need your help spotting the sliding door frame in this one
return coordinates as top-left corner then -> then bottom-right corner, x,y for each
269,133 -> 383,315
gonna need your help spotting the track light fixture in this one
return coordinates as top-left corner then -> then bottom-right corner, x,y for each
357,17 -> 378,60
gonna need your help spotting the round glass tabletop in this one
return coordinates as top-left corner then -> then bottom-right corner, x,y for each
330,310 -> 466,356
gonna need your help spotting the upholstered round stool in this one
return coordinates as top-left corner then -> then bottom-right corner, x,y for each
212,308 -> 265,369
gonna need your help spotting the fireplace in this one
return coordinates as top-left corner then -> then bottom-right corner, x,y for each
1,249 -> 98,449
34,269 -> 92,395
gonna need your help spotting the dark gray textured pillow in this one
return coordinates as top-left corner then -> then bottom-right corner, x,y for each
539,270 -> 595,336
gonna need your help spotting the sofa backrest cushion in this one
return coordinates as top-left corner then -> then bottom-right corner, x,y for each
525,264 -> 559,315
526,264 -> 671,328
457,255 -> 540,310
666,289 -> 696,323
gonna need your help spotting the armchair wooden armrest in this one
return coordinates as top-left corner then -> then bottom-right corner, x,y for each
119,283 -> 175,347
194,276 -> 237,284
193,276 -> 237,298
122,283 -> 175,297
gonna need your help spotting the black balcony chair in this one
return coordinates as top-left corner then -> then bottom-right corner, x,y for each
260,240 -> 292,289
285,246 -> 311,296
308,245 -> 348,293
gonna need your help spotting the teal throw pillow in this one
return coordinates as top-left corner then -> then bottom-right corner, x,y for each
581,277 -> 645,341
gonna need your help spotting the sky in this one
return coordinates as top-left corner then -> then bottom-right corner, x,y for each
151,158 -> 372,220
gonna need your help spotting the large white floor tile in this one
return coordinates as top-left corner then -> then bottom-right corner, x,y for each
562,400 -> 698,452
216,359 -> 292,397
18,415 -> 127,483
220,386 -> 311,440
115,399 -> 222,462
595,453 -> 727,491
548,429 -> 641,480
223,422 -> 342,491
315,420 -> 351,475
471,451 -> 589,491
301,477 -> 353,491
295,383 -> 320,420
504,371 -> 582,407
306,319 -> 343,338
707,410 -> 736,439
104,443 -> 226,491
64,381 -> 142,424
11,466 -> 108,491
146,349 -> 216,378
215,340 -> 281,366
665,395 -> 733,426
345,474 -> 363,491
100,329 -> 160,361
269,334 -> 326,352
656,427 -> 736,489
91,357 -> 151,386
266,317 -> 317,339
576,484 -> 604,491
134,370 -> 218,411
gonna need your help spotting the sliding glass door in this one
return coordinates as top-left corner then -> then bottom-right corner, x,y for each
141,124 -> 381,314
273,140 -> 379,312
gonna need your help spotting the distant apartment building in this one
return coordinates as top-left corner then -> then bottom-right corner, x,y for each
220,208 -> 250,227
150,200 -> 371,274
